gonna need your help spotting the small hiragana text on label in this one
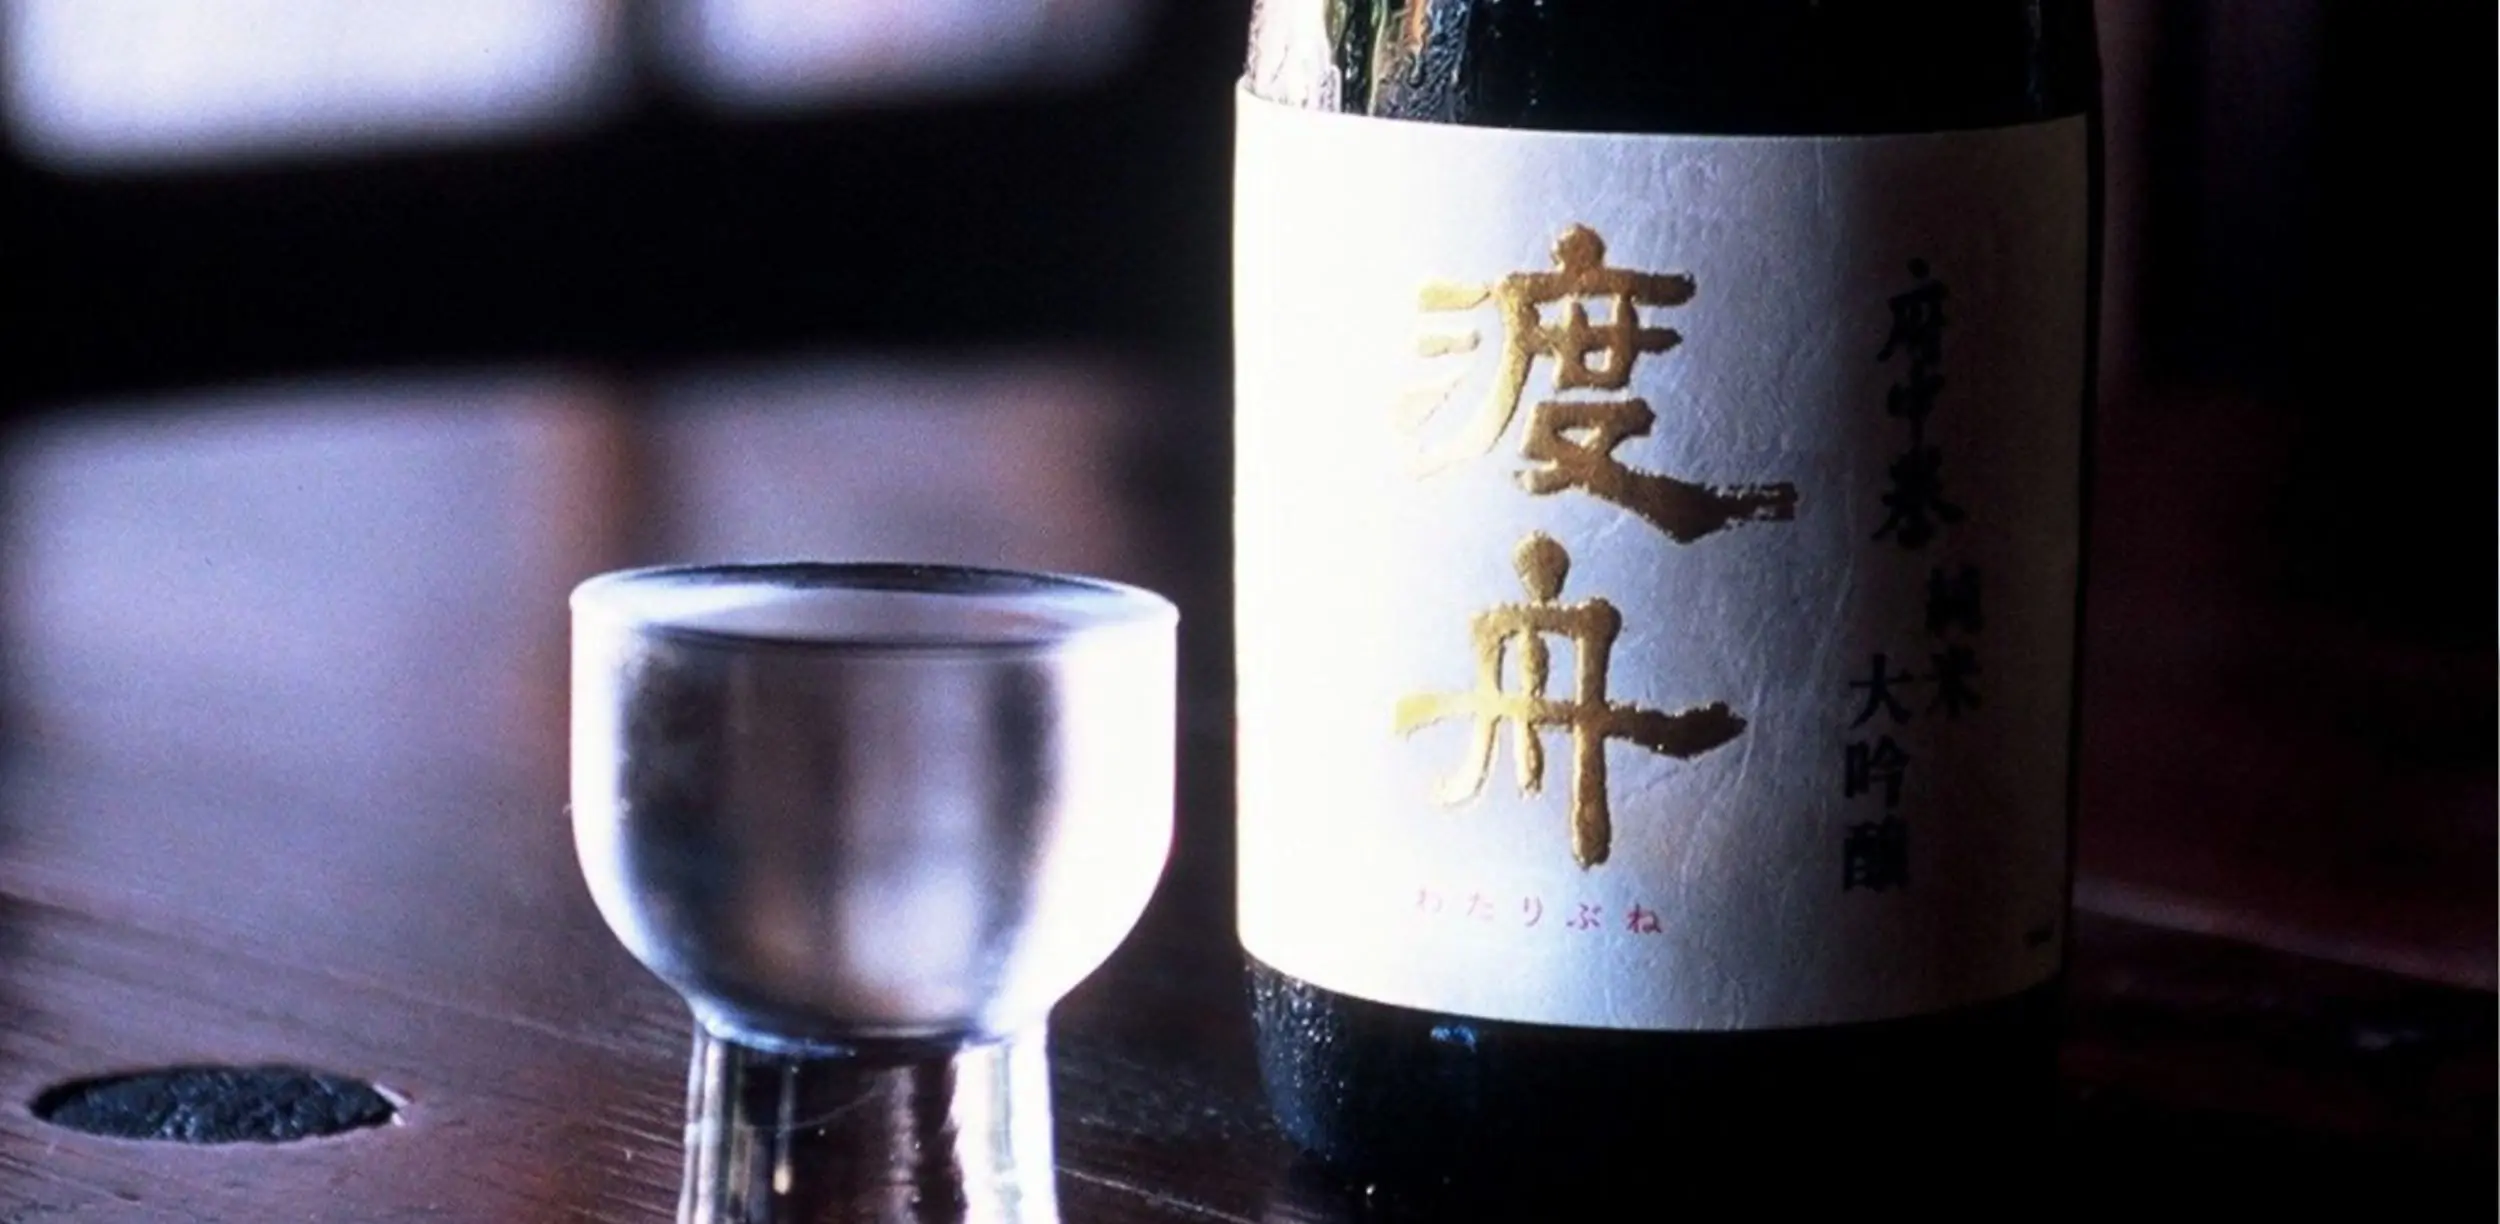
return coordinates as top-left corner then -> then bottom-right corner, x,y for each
1408,885 -> 1675,937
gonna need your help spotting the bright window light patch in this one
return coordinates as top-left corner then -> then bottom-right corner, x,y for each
657,0 -> 1140,111
4,0 -> 623,170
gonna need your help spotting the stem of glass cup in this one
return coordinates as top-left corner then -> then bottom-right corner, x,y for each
678,1024 -> 1058,1224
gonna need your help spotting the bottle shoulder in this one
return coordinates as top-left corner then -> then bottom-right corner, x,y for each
1245,0 -> 2099,134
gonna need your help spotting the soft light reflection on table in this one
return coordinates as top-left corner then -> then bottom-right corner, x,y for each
0,364 -> 2482,1218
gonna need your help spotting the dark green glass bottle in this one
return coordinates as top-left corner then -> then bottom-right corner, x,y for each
1234,0 -> 2100,1207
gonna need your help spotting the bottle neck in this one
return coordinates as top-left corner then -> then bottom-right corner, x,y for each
679,1026 -> 1057,1224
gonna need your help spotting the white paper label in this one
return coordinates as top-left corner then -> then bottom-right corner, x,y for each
1234,89 -> 2088,1030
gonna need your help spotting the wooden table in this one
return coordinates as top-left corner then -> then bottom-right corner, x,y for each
0,385 -> 2486,1221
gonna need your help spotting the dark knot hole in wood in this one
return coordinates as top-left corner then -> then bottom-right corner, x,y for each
31,1065 -> 400,1144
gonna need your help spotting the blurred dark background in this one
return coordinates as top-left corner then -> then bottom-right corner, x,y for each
0,0 -> 2487,995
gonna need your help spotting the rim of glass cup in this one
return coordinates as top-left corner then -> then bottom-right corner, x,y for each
570,560 -> 1178,657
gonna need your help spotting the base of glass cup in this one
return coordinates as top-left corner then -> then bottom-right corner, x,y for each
678,1022 -> 1057,1224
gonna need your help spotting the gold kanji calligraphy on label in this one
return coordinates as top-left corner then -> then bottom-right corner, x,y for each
1395,533 -> 1746,869
1399,224 -> 1799,543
